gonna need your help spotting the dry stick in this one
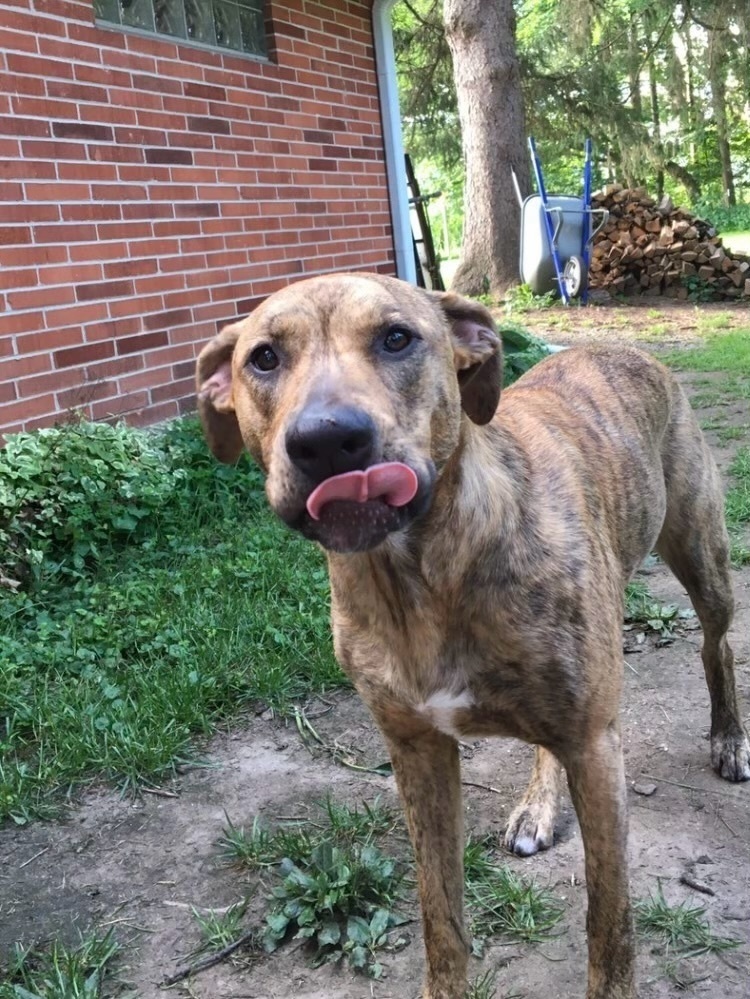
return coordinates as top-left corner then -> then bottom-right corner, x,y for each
640,772 -> 743,799
462,780 -> 503,795
161,930 -> 255,987
679,872 -> 716,896
19,846 -> 49,869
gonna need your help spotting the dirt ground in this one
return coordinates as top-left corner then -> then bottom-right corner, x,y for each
3,299 -> 750,999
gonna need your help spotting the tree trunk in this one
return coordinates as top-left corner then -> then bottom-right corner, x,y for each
648,55 -> 664,199
707,28 -> 736,206
443,0 -> 528,297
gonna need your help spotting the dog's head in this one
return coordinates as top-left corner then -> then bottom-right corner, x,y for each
196,273 -> 501,553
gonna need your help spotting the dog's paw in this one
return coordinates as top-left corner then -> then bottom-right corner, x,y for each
711,730 -> 750,782
504,802 -> 555,857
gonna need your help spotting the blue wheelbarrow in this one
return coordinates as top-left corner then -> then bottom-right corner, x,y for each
513,138 -> 609,304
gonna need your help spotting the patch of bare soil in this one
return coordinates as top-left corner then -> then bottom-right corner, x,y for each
2,308 -> 750,999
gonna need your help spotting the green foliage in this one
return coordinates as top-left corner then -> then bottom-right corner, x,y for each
635,882 -> 740,959
623,581 -> 694,638
680,273 -> 717,303
0,929 -> 119,999
263,842 -> 406,978
191,899 -> 251,954
464,836 -> 563,946
220,797 -> 396,872
0,421 -> 184,584
499,320 -> 552,385
693,202 -> 750,234
0,417 -> 344,824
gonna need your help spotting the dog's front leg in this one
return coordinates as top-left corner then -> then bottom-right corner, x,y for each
564,722 -> 635,999
385,726 -> 468,999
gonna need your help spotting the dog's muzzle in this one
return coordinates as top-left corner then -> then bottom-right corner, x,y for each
278,404 -> 434,552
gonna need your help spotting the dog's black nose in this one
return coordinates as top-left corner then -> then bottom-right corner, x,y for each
285,404 -> 376,481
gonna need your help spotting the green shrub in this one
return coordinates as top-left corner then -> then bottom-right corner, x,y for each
0,421 -> 184,583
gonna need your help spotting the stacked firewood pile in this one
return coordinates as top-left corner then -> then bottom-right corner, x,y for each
589,185 -> 750,299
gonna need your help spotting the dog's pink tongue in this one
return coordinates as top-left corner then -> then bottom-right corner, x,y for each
306,463 -> 418,521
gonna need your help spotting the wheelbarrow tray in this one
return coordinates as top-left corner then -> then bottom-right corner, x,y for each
519,193 -> 586,296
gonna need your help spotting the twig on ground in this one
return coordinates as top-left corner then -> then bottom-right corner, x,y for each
161,929 -> 255,987
19,846 -> 49,869
679,872 -> 715,896
462,780 -> 503,795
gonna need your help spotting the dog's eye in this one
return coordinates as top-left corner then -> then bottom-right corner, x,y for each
249,344 -> 279,373
383,327 -> 413,353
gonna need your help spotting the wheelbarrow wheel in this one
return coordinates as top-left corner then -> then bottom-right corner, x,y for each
563,255 -> 585,298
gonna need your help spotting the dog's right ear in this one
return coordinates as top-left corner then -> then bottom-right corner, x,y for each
195,322 -> 245,464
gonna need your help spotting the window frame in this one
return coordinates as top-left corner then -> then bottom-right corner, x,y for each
93,0 -> 273,62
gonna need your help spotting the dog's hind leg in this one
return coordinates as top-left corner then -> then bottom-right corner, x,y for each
504,745 -> 563,856
657,406 -> 750,780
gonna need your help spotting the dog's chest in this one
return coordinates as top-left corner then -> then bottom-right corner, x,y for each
414,688 -> 475,739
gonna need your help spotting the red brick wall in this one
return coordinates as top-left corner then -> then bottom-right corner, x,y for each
0,0 -> 396,435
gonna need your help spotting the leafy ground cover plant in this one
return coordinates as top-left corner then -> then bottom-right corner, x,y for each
623,580 -> 695,638
218,798 -> 406,978
263,841 -> 407,977
0,417 -> 344,823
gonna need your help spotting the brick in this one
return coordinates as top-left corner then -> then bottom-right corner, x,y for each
39,263 -> 102,286
150,376 -> 193,403
185,82 -> 227,101
0,159 -> 57,180
55,340 -> 114,369
143,308 -> 193,331
57,379 -> 117,410
116,330 -> 169,355
132,73 -> 182,96
0,352 -> 52,380
7,53 -> 74,80
2,204 -> 59,224
16,328 -> 84,354
0,227 -> 31,245
103,258 -> 158,280
187,116 -> 231,134
46,81 -> 109,104
92,184 -> 146,201
175,202 -> 220,218
61,203 -> 123,222
92,390 -> 149,421
9,284 -> 76,310
76,279 -> 134,302
0,115 -> 51,137
0,395 -> 57,424
21,139 -> 87,161
53,120 -> 113,142
145,147 -> 193,165
0,381 -> 17,404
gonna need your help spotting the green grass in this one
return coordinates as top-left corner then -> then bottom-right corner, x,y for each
0,417 -> 345,824
664,328 -> 750,375
464,835 -> 563,946
663,333 -> 750,562
191,898 -> 252,955
635,882 -> 740,959
0,929 -> 120,999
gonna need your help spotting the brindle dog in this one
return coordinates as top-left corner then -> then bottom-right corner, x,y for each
196,273 -> 749,999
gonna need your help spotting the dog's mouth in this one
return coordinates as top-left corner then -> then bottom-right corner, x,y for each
281,462 -> 433,553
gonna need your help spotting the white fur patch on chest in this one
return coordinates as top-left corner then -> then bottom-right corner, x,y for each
416,688 -> 473,739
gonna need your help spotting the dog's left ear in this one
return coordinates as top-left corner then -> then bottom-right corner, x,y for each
195,322 -> 245,463
433,292 -> 502,425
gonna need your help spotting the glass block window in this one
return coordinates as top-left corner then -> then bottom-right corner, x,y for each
94,0 -> 267,57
